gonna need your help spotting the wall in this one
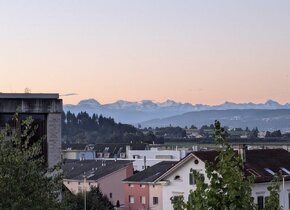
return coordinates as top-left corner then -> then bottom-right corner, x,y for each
64,163 -> 134,207
162,156 -> 207,210
127,148 -> 184,171
149,184 -> 163,210
47,113 -> 61,167
124,184 -> 149,210
252,181 -> 290,209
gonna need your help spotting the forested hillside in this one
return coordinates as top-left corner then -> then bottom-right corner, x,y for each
62,111 -> 161,144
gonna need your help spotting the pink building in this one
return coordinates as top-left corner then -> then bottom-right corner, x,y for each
63,159 -> 133,207
123,161 -> 177,210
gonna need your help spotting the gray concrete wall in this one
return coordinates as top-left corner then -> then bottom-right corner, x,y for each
47,113 -> 62,167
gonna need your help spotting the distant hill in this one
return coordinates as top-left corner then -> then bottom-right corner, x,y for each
64,99 -> 290,124
139,109 -> 290,131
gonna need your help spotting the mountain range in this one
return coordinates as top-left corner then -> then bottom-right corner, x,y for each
64,99 -> 290,130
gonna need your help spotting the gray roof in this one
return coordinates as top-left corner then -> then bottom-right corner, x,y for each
0,93 -> 59,99
123,161 -> 177,183
63,160 -> 132,181
193,149 -> 290,183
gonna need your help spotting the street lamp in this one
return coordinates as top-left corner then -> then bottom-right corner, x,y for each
83,174 -> 87,210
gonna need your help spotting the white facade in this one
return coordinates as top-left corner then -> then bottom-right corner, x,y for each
126,147 -> 187,171
160,155 -> 207,210
251,181 -> 290,209
157,154 -> 290,210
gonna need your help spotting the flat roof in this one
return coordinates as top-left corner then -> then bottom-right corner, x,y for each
0,93 -> 59,99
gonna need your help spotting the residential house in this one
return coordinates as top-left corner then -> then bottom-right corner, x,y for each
123,161 -> 177,210
63,159 -> 133,207
124,148 -> 290,210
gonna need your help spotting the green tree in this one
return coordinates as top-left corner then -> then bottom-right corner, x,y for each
264,173 -> 283,210
62,186 -> 114,210
0,115 -> 62,210
171,120 -> 256,210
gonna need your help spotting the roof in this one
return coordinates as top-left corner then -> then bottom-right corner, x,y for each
62,143 -> 94,151
123,161 -> 177,183
95,143 -> 148,158
63,160 -> 132,181
192,149 -> 290,183
0,93 -> 59,99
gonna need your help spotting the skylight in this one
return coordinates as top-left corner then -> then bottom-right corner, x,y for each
281,168 -> 290,175
264,168 -> 275,175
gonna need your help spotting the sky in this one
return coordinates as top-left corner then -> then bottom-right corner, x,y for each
0,0 -> 290,105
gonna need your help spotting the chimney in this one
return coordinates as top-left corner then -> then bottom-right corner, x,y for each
238,144 -> 247,163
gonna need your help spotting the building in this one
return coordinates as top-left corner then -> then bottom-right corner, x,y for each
0,93 -> 62,167
63,159 -> 134,207
123,161 -> 177,210
62,143 -> 96,160
126,146 -> 186,171
123,149 -> 290,210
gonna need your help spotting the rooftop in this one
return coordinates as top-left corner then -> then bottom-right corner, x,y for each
63,159 -> 132,181
0,93 -> 59,99
123,161 -> 177,183
193,149 -> 290,183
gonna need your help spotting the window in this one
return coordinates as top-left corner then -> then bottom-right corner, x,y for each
140,196 -> 146,204
257,196 -> 264,210
109,193 -> 112,198
153,197 -> 158,205
189,173 -> 195,185
140,184 -> 145,188
174,175 -> 181,181
67,181 -> 70,184
129,195 -> 134,204
129,184 -> 134,187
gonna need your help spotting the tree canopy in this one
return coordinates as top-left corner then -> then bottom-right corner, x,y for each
0,115 -> 62,210
171,120 -> 282,210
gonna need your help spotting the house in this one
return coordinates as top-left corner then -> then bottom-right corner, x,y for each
62,143 -> 96,160
94,143 -> 185,171
63,159 -> 133,207
123,148 -> 290,210
123,161 -> 177,210
126,147 -> 186,171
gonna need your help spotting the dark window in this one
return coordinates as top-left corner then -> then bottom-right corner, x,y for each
153,197 -> 158,205
257,196 -> 264,210
189,173 -> 194,185
109,193 -> 112,198
174,175 -> 181,180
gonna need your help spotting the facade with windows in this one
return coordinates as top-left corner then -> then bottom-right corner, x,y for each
0,93 -> 62,167
124,149 -> 290,210
63,159 -> 133,207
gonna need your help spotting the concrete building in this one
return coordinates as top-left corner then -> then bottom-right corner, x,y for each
0,93 -> 62,167
63,159 -> 134,207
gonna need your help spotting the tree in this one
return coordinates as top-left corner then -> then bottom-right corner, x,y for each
0,115 -> 62,210
62,186 -> 114,210
172,121 -> 284,210
264,173 -> 283,210
171,120 -> 256,210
